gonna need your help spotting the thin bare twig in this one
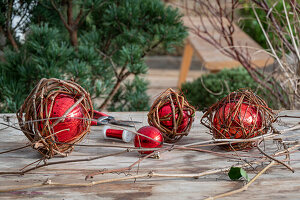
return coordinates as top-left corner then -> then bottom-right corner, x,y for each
0,144 -> 31,155
85,146 -> 172,180
205,161 -> 276,200
0,150 -> 128,175
257,145 -> 294,172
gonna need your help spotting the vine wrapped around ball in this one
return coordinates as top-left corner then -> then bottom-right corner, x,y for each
148,88 -> 195,143
201,89 -> 275,150
17,78 -> 93,158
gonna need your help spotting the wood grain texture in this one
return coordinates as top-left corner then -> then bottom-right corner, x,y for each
0,111 -> 299,199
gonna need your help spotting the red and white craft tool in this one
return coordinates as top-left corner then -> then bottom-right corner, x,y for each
102,126 -> 134,143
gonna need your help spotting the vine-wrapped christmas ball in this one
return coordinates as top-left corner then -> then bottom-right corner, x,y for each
17,78 -> 93,158
148,88 -> 195,143
201,89 -> 275,150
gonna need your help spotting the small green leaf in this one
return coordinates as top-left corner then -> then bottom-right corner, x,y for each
228,167 -> 249,182
228,167 -> 242,180
240,168 -> 250,182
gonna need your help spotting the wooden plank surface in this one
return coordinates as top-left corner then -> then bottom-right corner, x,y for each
0,111 -> 299,199
183,16 -> 274,71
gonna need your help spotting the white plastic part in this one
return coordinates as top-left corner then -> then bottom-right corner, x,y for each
102,125 -> 109,139
122,130 -> 134,143
102,125 -> 134,143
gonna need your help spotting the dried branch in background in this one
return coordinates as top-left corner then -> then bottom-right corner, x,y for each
184,0 -> 299,109
0,0 -> 35,51
50,0 -> 94,48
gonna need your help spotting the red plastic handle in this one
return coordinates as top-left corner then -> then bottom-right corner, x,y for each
91,110 -> 110,126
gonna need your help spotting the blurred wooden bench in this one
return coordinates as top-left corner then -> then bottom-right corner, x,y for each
177,16 -> 274,88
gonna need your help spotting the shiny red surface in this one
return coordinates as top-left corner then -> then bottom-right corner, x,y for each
134,126 -> 163,155
39,94 -> 84,143
158,103 -> 189,133
177,111 -> 189,132
105,129 -> 123,139
213,102 -> 262,139
158,104 -> 174,127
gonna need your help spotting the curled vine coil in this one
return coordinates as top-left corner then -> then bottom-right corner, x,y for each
17,78 -> 93,158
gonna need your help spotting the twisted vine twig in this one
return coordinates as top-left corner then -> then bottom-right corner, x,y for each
205,161 -> 276,200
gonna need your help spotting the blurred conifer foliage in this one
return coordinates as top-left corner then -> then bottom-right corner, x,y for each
0,0 -> 187,112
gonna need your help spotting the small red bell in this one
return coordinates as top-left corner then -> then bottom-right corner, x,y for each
103,126 -> 134,143
134,126 -> 163,155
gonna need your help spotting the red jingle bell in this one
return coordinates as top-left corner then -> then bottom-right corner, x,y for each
158,103 -> 189,133
39,94 -> 85,143
213,102 -> 263,139
134,126 -> 163,155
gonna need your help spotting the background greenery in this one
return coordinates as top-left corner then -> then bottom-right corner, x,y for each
0,0 -> 187,112
181,0 -> 294,111
238,0 -> 293,51
181,67 -> 278,110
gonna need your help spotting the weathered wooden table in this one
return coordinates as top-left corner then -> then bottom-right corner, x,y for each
0,111 -> 299,199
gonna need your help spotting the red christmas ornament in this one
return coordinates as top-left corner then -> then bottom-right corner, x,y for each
134,126 -> 163,155
39,94 -> 85,143
17,78 -> 93,158
201,89 -> 275,150
213,102 -> 262,139
158,103 -> 189,133
148,88 -> 195,143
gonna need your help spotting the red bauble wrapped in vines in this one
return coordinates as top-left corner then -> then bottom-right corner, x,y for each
201,89 -> 275,150
148,88 -> 195,143
17,78 -> 93,158
38,93 -> 85,143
